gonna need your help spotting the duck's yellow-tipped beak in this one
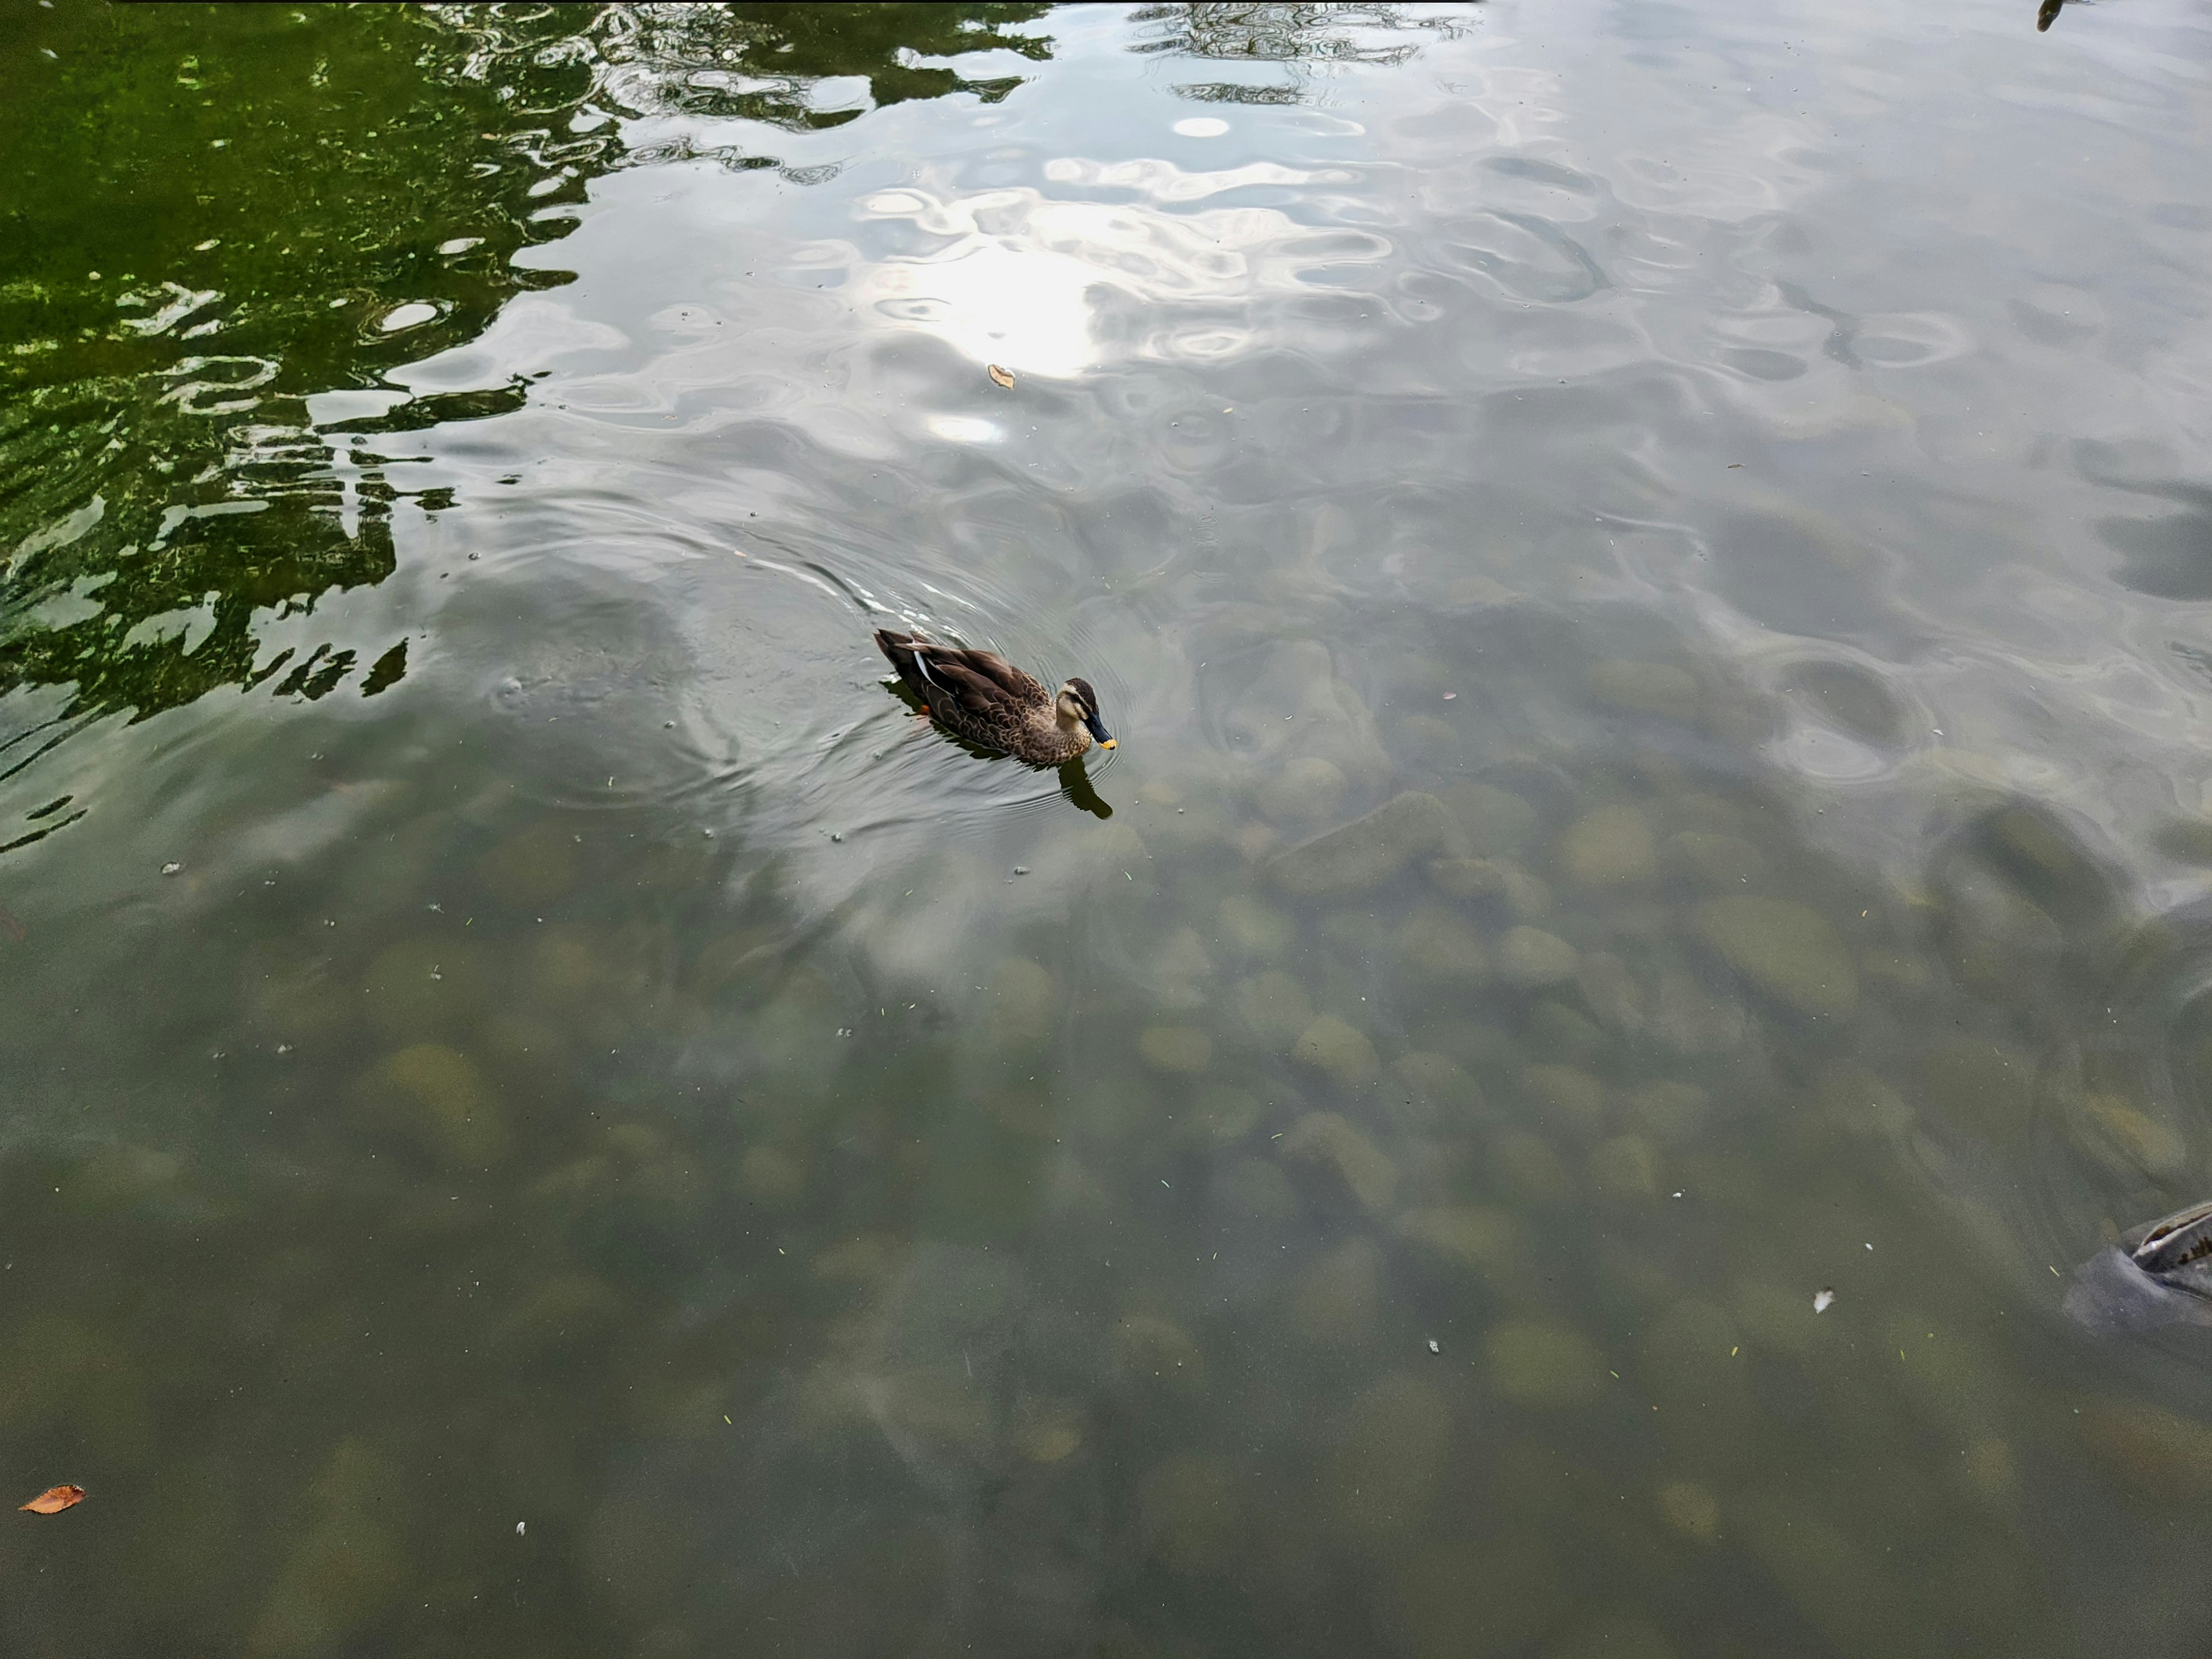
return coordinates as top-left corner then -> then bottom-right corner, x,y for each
1100,737 -> 1116,751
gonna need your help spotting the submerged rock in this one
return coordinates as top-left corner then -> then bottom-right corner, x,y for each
355,1043 -> 510,1168
1234,969 -> 1315,1046
1291,1014 -> 1381,1088
1268,791 -> 1453,899
1437,781 -> 1540,858
1292,1237 -> 1383,1343
1486,1319 -> 1605,1407
1257,756 -> 1351,825
1589,1134 -> 1661,1201
1588,659 -> 1699,725
1669,830 -> 1767,891
1657,1480 -> 1720,1543
1330,1373 -> 1451,1540
1139,1453 -> 1243,1573
1524,1064 -> 1605,1138
2063,1093 -> 2189,1183
1398,1205 -> 1518,1275
1394,1535 -> 1563,1659
1283,1112 -> 1397,1213
2078,1398 -> 2212,1495
1558,804 -> 1656,888
1181,1083 -> 1263,1145
1218,895 -> 1295,959
248,1438 -> 409,1659
1139,1024 -> 1213,1075
1695,895 -> 1857,1019
1395,907 -> 1489,983
1498,926 -> 1578,988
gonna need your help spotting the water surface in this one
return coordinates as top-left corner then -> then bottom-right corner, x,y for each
6,3 -> 2212,1655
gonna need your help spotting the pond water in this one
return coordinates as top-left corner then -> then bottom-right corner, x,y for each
5,2 -> 2212,1654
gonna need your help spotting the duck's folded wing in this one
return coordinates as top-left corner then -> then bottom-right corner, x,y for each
959,649 -> 1047,701
922,654 -> 1004,711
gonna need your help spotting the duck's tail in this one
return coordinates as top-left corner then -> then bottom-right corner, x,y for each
874,629 -> 934,701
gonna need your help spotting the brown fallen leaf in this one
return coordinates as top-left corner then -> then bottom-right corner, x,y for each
20,1485 -> 86,1514
986,363 -> 1014,389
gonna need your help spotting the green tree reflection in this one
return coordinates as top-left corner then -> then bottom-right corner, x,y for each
0,3 -> 1049,843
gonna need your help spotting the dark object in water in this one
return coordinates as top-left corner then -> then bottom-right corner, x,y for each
2037,0 -> 2063,31
874,630 -> 1114,766
2066,1199 -> 2212,1333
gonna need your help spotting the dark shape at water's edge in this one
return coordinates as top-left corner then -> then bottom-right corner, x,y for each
1059,759 -> 1113,819
2067,1200 -> 2212,1334
2039,0 -> 2066,31
2077,445 -> 2212,600
0,3 -> 1059,855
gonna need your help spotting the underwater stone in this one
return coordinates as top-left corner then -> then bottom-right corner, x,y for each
356,1043 -> 510,1168
1393,1052 -> 1483,1116
1589,1134 -> 1661,1200
1398,1205 -> 1518,1275
1588,659 -> 1700,725
738,1144 -> 806,1208
1139,1453 -> 1243,1573
1182,1083 -> 1262,1144
1527,999 -> 1605,1062
1292,1236 -> 1383,1343
1139,1024 -> 1213,1075
1437,781 -> 1540,858
1558,803 -> 1656,888
66,1144 -> 185,1215
1267,791 -> 1453,899
1150,927 -> 1214,1011
476,821 -> 579,908
1498,926 -> 1578,988
1218,895 -> 1294,959
1115,1315 -> 1207,1395
1330,1372 -> 1451,1540
1523,1065 -> 1605,1138
247,1438 -> 408,1659
1668,830 -> 1767,891
1257,756 -> 1351,824
1648,965 -> 1749,1055
1233,969 -> 1314,1046
1394,1536 -> 1563,1659
1732,1493 -> 1929,1659
1494,1130 -> 1571,1202
1283,1112 -> 1397,1213
1574,950 -> 1645,1037
1292,1014 -> 1382,1089
986,956 -> 1061,1051
1222,1154 -> 1300,1220
2064,1093 -> 2188,1183
1694,895 -> 1858,1019
2078,1400 -> 2212,1496
1624,1081 -> 1713,1144
1657,1481 -> 1720,1543
1426,856 -> 1506,900
1395,907 -> 1489,983
1486,1319 -> 1605,1407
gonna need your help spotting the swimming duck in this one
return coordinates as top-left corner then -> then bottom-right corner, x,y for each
874,629 -> 1115,766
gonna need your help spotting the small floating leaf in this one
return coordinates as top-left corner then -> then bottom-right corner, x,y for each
986,363 -> 1015,389
20,1485 -> 85,1514
1813,1287 -> 1835,1313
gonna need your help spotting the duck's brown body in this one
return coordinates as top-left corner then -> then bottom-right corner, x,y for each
874,630 -> 1111,766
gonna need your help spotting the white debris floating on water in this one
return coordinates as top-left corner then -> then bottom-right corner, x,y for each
1427,1338 -> 1441,1354
1813,1288 -> 1836,1313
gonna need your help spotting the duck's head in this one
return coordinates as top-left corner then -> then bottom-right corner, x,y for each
1056,678 -> 1115,750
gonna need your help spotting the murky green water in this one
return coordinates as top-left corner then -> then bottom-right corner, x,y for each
6,1 -> 2212,1653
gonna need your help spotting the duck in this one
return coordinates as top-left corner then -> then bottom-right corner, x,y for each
874,629 -> 1115,766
